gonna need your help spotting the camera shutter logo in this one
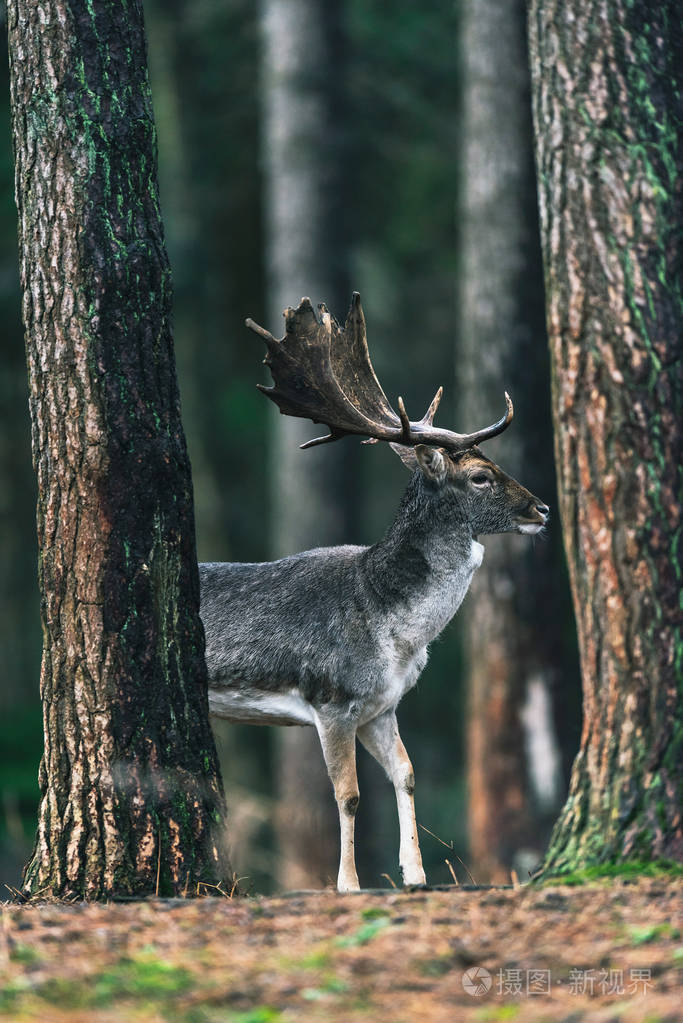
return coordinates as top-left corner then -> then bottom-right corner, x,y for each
462,966 -> 492,996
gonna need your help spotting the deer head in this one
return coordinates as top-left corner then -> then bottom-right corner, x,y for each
406,445 -> 549,537
246,293 -> 548,536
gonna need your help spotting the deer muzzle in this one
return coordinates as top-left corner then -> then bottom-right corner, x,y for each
517,498 -> 549,534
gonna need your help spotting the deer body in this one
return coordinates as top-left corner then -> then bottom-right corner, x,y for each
202,474 -> 484,728
202,442 -> 548,891
202,294 -> 547,891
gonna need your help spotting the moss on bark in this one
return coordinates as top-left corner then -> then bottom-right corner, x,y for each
8,0 -> 230,898
528,0 -> 683,874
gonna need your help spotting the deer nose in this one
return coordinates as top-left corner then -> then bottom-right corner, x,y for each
535,502 -> 550,517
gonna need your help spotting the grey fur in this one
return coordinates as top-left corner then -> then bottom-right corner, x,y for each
200,446 -> 548,887
202,448 -> 547,720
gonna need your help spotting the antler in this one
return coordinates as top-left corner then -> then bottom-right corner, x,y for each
245,293 -> 513,452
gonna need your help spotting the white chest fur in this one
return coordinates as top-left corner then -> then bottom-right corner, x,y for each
470,539 -> 485,569
377,538 -> 485,711
406,537 -> 483,646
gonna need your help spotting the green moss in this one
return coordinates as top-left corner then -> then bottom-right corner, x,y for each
9,943 -> 42,966
627,923 -> 680,946
91,952 -> 194,1005
33,977 -> 90,1010
336,916 -> 391,947
474,1007 -> 520,1023
301,977 -> 349,1000
224,1011 -> 282,1023
0,979 -> 29,1014
360,906 -> 391,920
295,949 -> 332,970
536,859 -> 683,886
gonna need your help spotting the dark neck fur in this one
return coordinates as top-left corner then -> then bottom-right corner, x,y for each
361,471 -> 473,606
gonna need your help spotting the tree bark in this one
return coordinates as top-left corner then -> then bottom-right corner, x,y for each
261,0 -> 353,889
528,0 -> 683,871
8,0 -> 230,898
458,0 -> 580,883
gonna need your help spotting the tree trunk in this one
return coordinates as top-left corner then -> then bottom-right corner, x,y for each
8,0 -> 230,898
527,0 -> 683,871
458,0 -> 580,883
261,0 -> 353,889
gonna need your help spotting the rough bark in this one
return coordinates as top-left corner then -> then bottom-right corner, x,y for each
261,0 -> 353,889
528,0 -> 683,870
458,0 -> 580,883
8,0 -> 230,898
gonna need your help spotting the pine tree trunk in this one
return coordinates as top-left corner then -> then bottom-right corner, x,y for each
527,0 -> 683,871
8,0 -> 230,898
261,0 -> 353,889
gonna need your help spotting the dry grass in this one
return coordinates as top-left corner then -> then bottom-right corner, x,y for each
0,876 -> 681,1021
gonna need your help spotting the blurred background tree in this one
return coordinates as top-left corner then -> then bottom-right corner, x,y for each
260,0 -> 353,890
458,0 -> 579,883
0,0 -> 581,892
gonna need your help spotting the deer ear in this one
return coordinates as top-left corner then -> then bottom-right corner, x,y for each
389,442 -> 419,472
414,445 -> 447,483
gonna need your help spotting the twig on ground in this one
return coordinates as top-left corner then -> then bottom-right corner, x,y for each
155,827 -> 162,897
418,823 -> 454,849
3,885 -> 29,904
444,860 -> 459,885
454,854 -> 477,887
228,874 -> 248,898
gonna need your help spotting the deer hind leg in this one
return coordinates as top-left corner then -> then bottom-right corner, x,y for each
358,709 -> 426,887
315,717 -> 360,893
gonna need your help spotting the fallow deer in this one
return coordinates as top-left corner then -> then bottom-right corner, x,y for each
200,293 -> 548,892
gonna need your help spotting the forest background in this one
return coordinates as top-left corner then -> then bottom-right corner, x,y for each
0,0 -> 582,893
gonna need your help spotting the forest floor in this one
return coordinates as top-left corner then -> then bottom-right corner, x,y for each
0,876 -> 681,1022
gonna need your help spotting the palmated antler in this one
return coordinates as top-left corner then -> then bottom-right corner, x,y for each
245,293 -> 513,452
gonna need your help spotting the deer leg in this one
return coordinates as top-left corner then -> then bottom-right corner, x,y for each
358,709 -> 426,886
315,718 -> 360,893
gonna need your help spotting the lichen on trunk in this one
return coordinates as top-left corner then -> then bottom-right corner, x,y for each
527,0 -> 683,873
8,0 -> 230,898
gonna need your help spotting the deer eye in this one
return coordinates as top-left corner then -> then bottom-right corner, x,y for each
470,473 -> 491,487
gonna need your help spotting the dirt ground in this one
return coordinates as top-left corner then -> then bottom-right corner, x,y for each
0,876 -> 681,1022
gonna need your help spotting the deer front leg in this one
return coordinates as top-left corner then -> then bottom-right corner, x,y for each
315,717 -> 360,893
358,709 -> 426,886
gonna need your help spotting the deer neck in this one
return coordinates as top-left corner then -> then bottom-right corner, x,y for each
362,473 -> 483,644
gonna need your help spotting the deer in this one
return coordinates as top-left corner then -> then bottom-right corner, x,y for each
200,293 -> 549,892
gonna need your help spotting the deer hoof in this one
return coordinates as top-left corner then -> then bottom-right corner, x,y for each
401,867 -> 427,887
337,876 -> 361,893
